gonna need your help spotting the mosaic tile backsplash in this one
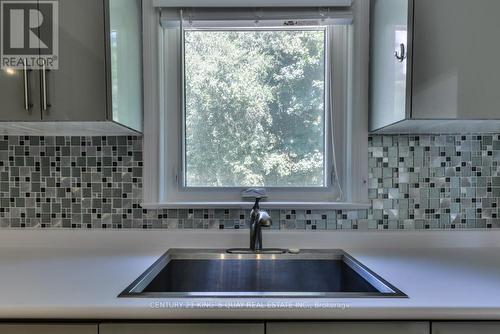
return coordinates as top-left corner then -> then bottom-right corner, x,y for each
0,134 -> 499,230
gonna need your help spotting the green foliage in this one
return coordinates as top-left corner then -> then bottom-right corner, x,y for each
185,30 -> 325,187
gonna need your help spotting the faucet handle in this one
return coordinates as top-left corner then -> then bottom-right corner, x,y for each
258,211 -> 272,227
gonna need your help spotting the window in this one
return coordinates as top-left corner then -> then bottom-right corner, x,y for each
142,3 -> 370,208
184,28 -> 327,188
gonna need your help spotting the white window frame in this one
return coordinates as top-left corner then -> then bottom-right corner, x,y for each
141,0 -> 370,209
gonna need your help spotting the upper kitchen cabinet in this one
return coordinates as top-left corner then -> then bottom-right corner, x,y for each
0,0 -> 143,135
370,0 -> 412,133
0,62 -> 41,122
0,0 -> 42,122
370,0 -> 500,133
108,0 -> 143,132
41,0 -> 107,122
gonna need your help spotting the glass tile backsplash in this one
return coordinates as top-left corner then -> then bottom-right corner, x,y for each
0,134 -> 498,230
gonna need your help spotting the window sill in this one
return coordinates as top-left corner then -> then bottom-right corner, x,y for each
141,202 -> 371,210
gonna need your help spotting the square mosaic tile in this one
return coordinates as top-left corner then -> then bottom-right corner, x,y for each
0,134 -> 498,230
368,134 -> 500,230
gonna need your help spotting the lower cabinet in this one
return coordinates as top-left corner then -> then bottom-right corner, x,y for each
99,323 -> 265,334
3,321 -> 500,334
432,322 -> 500,334
267,322 -> 430,334
0,324 -> 97,334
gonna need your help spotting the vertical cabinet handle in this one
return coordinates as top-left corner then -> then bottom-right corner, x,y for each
42,64 -> 50,110
394,43 -> 406,62
23,59 -> 32,111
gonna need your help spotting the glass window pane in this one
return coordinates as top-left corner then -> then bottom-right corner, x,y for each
184,29 -> 326,187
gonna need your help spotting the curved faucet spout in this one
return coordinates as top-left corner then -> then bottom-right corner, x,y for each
249,198 -> 272,251
257,211 -> 272,227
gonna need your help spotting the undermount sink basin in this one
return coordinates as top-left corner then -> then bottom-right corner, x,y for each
119,249 -> 406,298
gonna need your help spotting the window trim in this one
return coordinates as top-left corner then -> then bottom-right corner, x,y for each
166,24 -> 342,203
142,0 -> 370,209
153,0 -> 353,7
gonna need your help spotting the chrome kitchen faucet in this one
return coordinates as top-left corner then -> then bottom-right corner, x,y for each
227,198 -> 287,254
249,198 -> 272,251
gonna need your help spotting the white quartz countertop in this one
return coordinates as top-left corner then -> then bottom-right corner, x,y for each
1,229 -> 500,320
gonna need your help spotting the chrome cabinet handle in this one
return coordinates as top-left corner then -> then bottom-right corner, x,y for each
42,64 -> 50,110
23,59 -> 32,111
394,43 -> 406,62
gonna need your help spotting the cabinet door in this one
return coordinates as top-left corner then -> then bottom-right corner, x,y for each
412,0 -> 500,120
369,0 -> 412,131
267,322 -> 429,334
0,67 -> 41,121
433,322 -> 500,334
39,0 -> 107,121
100,323 -> 265,334
108,0 -> 143,132
0,0 -> 41,121
0,324 -> 97,334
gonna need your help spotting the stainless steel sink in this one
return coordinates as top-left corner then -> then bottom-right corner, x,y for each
119,249 -> 406,298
